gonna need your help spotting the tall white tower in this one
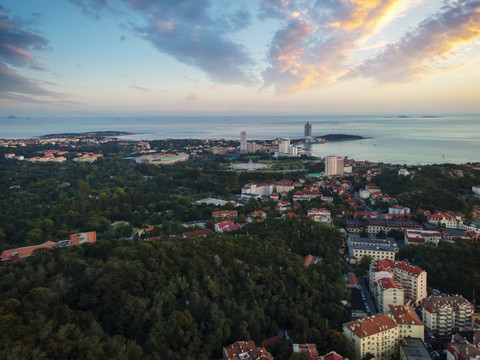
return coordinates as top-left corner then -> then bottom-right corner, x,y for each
240,131 -> 247,153
325,156 -> 344,176
304,122 -> 312,138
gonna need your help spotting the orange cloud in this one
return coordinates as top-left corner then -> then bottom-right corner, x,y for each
344,1 -> 480,83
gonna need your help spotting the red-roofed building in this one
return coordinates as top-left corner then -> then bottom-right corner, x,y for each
215,221 -> 243,233
304,254 -> 322,267
422,295 -> 474,335
69,231 -> 97,245
292,343 -> 319,360
183,229 -> 213,238
377,277 -> 404,312
1,241 -> 56,266
388,305 -> 424,340
307,208 -> 331,224
426,210 -> 463,229
404,229 -> 442,246
369,260 -> 427,306
221,341 -> 273,360
324,351 -> 344,360
343,313 -> 399,360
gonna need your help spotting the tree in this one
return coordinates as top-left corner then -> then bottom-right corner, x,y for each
357,255 -> 373,277
376,230 -> 386,239
362,352 -> 375,360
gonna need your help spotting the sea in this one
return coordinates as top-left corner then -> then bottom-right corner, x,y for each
1,114 -> 479,165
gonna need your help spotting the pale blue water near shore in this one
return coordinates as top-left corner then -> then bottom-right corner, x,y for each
1,115 -> 479,165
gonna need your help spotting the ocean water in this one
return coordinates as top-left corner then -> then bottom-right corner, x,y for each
1,115 -> 479,165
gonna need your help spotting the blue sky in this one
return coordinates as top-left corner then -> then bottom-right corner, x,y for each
1,0 -> 479,116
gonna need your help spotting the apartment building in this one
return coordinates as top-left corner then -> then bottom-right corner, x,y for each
369,260 -> 427,306
343,313 -> 399,360
377,278 -> 405,312
422,295 -> 474,335
389,305 -> 424,341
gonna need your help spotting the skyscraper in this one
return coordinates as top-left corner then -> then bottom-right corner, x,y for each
304,122 -> 312,138
240,131 -> 247,153
325,156 -> 344,176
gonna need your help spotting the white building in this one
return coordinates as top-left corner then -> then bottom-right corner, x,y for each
325,156 -> 344,176
404,229 -> 442,246
376,277 -> 404,312
422,295 -> 474,335
307,208 -> 331,224
426,211 -> 463,229
389,205 -> 411,215
280,138 -> 290,154
369,260 -> 427,306
472,185 -> 480,195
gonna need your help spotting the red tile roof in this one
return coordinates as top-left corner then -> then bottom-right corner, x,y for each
344,313 -> 398,338
378,277 -> 401,290
1,241 -> 57,262
388,305 -> 422,325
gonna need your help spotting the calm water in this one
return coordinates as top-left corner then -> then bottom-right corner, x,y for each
1,115 -> 479,165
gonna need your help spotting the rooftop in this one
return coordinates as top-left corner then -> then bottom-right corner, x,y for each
344,313 -> 398,338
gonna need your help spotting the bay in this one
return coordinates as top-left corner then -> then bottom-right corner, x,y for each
1,114 -> 479,165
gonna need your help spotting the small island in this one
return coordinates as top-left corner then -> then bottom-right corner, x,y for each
6,115 -> 18,119
39,130 -> 136,139
320,134 -> 367,141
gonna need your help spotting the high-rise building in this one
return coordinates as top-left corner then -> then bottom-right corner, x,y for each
240,131 -> 247,153
280,138 -> 290,154
305,122 -> 312,138
325,156 -> 344,176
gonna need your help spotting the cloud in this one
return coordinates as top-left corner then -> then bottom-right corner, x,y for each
344,0 -> 480,83
70,0 -> 256,85
183,91 -> 199,102
0,6 -> 75,104
261,0 -> 423,93
130,84 -> 150,92
0,7 -> 49,70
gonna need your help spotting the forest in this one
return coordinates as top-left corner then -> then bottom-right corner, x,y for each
0,218 -> 349,359
399,240 -> 480,305
373,165 -> 480,218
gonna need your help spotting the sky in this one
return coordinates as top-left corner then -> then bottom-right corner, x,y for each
1,0 -> 480,116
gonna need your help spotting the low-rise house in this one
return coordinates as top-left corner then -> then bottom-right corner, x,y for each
212,210 -> 238,222
221,341 -> 272,360
304,254 -> 322,267
308,208 -> 331,224
215,221 -> 243,233
292,343 -> 319,360
404,229 -> 442,246
183,229 -> 213,238
1,241 -> 57,266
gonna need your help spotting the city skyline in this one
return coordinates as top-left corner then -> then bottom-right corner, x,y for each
1,0 -> 480,117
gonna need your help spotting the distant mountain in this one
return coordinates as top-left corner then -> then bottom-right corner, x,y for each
6,115 -> 18,119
